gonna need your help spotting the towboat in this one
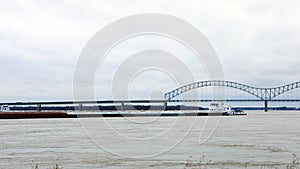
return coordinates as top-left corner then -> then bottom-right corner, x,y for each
209,102 -> 247,115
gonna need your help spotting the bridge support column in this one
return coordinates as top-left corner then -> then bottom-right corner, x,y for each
37,104 -> 41,112
163,101 -> 167,111
121,103 -> 125,111
264,100 -> 268,112
79,104 -> 83,111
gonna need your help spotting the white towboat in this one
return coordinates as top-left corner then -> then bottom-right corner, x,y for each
209,102 -> 246,115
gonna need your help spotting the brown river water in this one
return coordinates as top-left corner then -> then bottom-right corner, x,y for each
1,111 -> 300,169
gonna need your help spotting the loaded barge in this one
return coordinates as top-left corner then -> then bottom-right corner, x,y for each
0,105 -> 75,119
0,104 -> 246,119
0,111 -> 233,119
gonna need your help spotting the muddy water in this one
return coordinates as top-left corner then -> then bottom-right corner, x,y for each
1,111 -> 300,169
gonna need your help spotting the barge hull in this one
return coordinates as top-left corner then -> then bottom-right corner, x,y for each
0,112 -> 246,119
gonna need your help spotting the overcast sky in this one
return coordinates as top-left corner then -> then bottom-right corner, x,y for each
1,0 -> 300,102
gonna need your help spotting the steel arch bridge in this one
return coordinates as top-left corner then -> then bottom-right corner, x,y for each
164,80 -> 300,101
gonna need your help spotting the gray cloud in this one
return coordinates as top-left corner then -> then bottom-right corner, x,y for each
0,0 -> 300,101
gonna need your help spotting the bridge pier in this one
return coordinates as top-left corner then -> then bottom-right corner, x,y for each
121,103 -> 125,111
264,100 -> 268,112
78,103 -> 83,111
37,104 -> 41,111
163,101 -> 168,111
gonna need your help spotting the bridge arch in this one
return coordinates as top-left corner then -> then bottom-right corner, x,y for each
164,80 -> 300,101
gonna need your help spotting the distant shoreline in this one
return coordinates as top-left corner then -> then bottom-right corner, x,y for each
5,105 -> 300,111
